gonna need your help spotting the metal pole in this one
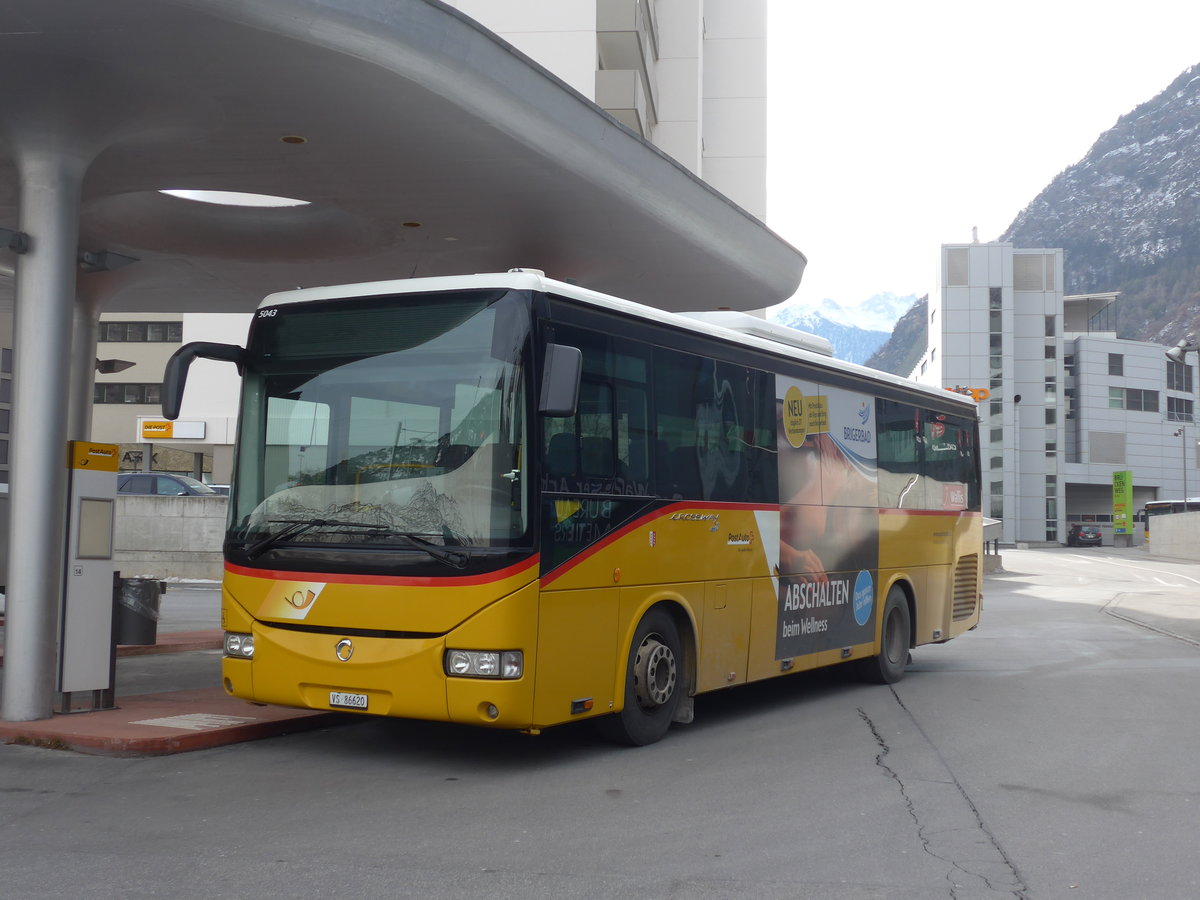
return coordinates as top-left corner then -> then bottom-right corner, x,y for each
1,152 -> 85,721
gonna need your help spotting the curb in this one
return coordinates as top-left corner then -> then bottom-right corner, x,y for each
0,687 -> 351,757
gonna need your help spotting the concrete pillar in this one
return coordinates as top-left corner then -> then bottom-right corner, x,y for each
1,153 -> 86,721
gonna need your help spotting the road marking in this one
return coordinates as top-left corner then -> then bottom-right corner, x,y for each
1097,557 -> 1200,586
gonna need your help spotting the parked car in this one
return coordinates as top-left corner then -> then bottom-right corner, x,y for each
117,473 -> 219,496
1066,524 -> 1102,547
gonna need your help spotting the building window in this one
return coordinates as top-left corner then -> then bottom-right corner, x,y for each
1167,360 -> 1194,393
1014,254 -> 1044,291
1045,315 -> 1056,337
0,378 -> 10,403
989,287 -> 1002,310
1045,408 -> 1056,425
1045,378 -> 1056,402
100,321 -> 183,343
1,347 -> 10,373
990,427 -> 1003,443
1109,387 -> 1158,412
1108,353 -> 1123,376
1044,344 -> 1057,360
1130,389 -> 1157,412
1167,397 -> 1195,422
93,383 -> 163,404
947,248 -> 969,286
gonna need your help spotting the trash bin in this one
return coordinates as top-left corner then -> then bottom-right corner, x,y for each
115,577 -> 161,645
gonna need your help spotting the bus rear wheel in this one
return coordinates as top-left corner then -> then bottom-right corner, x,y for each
600,607 -> 683,746
858,586 -> 911,684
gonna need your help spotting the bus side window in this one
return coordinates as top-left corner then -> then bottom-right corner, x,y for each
877,399 -> 922,508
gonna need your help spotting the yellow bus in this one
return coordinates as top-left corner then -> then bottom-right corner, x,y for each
1142,499 -> 1200,544
165,270 -> 983,745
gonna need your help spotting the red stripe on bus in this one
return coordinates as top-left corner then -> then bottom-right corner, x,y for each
225,555 -> 540,588
539,501 -> 776,587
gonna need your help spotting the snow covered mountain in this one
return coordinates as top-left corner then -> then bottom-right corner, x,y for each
770,292 -> 917,365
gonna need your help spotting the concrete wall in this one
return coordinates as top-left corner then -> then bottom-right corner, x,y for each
1151,511 -> 1200,561
114,495 -> 226,581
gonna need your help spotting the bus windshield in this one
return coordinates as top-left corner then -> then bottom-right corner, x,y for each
228,289 -> 531,564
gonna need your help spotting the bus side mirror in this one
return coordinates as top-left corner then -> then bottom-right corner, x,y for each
162,341 -> 246,420
539,343 -> 581,417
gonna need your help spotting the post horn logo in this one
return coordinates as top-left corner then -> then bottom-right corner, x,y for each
284,589 -> 317,611
335,639 -> 354,661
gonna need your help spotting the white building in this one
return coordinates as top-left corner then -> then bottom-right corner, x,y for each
85,0 -> 771,479
914,241 -> 1198,545
444,0 -> 767,218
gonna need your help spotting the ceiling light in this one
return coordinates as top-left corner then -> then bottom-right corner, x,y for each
161,190 -> 310,208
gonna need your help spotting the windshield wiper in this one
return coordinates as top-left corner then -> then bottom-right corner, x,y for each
244,518 -> 388,559
392,531 -> 470,570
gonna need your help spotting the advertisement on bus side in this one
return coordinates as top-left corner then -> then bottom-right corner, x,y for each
775,378 -> 879,659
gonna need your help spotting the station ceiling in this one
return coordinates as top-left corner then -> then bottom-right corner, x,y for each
0,0 -> 806,315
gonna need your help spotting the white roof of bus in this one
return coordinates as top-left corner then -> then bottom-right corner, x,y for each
260,271 -> 977,412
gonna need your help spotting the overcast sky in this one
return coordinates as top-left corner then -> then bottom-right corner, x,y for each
765,0 -> 1200,312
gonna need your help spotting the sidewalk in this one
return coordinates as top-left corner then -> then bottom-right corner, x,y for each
0,586 -> 352,757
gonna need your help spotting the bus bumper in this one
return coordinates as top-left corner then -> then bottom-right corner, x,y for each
221,582 -> 540,729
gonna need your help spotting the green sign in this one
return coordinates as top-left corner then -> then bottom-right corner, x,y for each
1113,470 -> 1133,534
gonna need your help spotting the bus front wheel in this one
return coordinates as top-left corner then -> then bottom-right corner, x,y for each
600,607 -> 683,746
858,586 -> 911,684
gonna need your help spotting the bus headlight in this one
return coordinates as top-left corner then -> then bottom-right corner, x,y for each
224,632 -> 255,659
445,649 -> 523,679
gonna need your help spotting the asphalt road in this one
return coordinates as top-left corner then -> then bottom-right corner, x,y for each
2,547 -> 1199,900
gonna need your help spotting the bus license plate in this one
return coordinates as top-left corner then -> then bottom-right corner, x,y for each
329,691 -> 368,710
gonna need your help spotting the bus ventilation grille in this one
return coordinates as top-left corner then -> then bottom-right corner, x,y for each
952,553 -> 979,621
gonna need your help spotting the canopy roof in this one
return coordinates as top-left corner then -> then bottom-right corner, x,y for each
0,0 -> 805,313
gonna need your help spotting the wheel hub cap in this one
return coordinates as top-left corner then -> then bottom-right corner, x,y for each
634,636 -> 676,709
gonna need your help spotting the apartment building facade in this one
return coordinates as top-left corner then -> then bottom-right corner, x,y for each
913,241 -> 1197,545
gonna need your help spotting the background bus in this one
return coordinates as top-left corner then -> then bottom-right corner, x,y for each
165,271 -> 983,745
1143,499 -> 1200,543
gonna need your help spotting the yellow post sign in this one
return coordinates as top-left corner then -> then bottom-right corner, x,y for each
67,441 -> 120,472
1112,470 -> 1133,535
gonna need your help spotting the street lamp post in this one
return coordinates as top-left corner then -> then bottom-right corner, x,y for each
1174,427 -> 1187,500
1166,333 -> 1199,501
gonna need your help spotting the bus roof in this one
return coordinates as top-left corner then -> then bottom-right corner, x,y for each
260,270 -> 977,413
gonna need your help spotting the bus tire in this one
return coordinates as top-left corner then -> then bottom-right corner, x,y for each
858,586 -> 911,685
600,606 -> 683,746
